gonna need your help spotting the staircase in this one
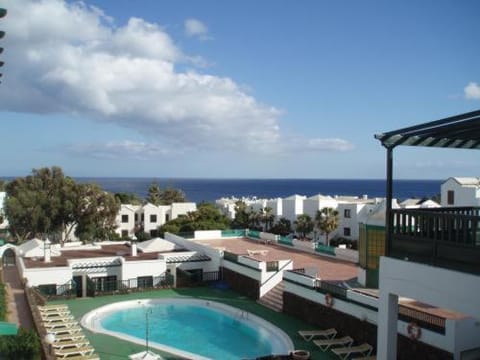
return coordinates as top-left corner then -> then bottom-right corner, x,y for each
258,282 -> 284,312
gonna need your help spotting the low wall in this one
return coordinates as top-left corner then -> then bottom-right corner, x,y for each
222,267 -> 259,300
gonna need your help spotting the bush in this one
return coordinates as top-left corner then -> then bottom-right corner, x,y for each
0,282 -> 6,320
0,328 -> 41,360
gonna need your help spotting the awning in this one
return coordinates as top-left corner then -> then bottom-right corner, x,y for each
375,109 -> 480,149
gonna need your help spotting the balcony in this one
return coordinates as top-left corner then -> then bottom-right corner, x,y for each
390,207 -> 480,275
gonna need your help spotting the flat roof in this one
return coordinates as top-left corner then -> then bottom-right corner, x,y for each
195,237 -> 358,283
22,244 -> 188,268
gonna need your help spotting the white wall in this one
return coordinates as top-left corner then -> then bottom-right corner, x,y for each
282,195 -> 306,223
378,257 -> 480,359
441,178 -> 480,207
171,202 -> 196,219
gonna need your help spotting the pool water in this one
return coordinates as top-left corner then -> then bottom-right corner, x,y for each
96,300 -> 291,359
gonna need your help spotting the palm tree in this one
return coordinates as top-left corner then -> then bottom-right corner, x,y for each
259,206 -> 275,231
315,207 -> 339,247
248,208 -> 261,230
294,214 -> 314,239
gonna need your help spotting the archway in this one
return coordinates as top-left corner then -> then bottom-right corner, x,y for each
2,248 -> 15,267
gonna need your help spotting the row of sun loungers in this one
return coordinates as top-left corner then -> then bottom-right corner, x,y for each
298,327 -> 375,359
38,304 -> 100,360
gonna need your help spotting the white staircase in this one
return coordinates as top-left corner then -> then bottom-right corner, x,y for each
258,282 -> 284,312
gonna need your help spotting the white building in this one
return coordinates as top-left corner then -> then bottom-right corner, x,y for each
303,194 -> 337,220
440,177 -> 480,207
115,202 -> 197,238
282,195 -> 306,223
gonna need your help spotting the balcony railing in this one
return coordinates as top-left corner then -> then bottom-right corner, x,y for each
390,207 -> 480,274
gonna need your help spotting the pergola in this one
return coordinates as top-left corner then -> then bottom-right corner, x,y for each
374,109 -> 480,255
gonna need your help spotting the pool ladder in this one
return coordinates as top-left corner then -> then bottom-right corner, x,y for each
236,310 -> 248,319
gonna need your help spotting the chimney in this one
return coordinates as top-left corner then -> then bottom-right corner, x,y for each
44,238 -> 51,263
131,235 -> 137,257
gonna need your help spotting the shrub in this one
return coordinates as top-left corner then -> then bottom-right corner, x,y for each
0,328 -> 41,360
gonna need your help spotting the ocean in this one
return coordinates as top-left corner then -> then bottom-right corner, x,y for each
74,178 -> 443,204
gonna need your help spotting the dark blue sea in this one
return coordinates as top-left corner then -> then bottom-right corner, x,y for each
74,178 -> 443,203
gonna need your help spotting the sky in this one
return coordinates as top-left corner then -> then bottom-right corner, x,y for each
0,0 -> 479,179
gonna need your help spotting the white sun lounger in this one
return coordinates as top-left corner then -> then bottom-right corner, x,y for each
40,309 -> 72,318
38,304 -> 69,312
44,321 -> 79,329
53,333 -> 86,342
313,336 -> 354,351
55,345 -> 95,359
332,343 -> 373,360
247,249 -> 268,256
41,314 -> 75,323
47,325 -> 83,335
52,339 -> 90,350
298,328 -> 337,341
61,355 -> 99,360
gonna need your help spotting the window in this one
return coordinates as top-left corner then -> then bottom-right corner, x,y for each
344,209 -> 351,218
121,230 -> 128,238
137,276 -> 153,289
344,227 -> 351,237
121,214 -> 129,223
134,213 -> 138,222
150,214 -> 157,223
141,214 -> 144,222
93,275 -> 117,292
165,214 -> 170,222
447,190 -> 455,205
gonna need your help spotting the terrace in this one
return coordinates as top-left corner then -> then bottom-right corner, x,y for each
375,109 -> 480,275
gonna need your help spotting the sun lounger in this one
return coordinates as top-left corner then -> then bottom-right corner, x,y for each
298,328 -> 337,341
55,345 -> 95,358
332,343 -> 373,360
41,314 -> 75,323
44,320 -> 79,329
53,333 -> 86,342
313,336 -> 354,351
52,339 -> 90,350
38,304 -> 69,312
40,309 -> 72,318
47,325 -> 83,335
247,249 -> 268,256
61,355 -> 99,360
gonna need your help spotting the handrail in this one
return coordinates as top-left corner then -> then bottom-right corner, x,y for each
261,260 -> 292,287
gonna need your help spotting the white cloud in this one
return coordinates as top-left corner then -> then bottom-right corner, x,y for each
68,140 -> 176,160
0,0 -> 352,157
184,18 -> 211,40
464,82 -> 480,100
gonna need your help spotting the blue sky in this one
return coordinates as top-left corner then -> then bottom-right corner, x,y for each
0,0 -> 479,179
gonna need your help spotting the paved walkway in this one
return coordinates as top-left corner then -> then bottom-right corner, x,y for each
2,265 -> 34,329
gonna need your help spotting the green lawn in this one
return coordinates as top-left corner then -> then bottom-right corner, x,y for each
50,287 -> 336,360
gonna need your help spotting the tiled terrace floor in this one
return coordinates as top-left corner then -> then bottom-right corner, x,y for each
196,237 -> 358,283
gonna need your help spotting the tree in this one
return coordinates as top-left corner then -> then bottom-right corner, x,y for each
294,214 -> 314,239
114,192 -> 143,205
146,182 -> 187,205
0,327 -> 41,360
146,181 -> 162,205
159,187 -> 187,205
259,206 -> 275,231
248,208 -> 261,230
231,200 -> 249,229
74,183 -> 120,242
270,217 -> 292,236
159,202 -> 230,235
315,207 -> 339,246
4,167 -> 77,243
0,179 -> 6,191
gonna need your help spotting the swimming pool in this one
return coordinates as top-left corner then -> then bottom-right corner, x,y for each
81,298 -> 294,359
